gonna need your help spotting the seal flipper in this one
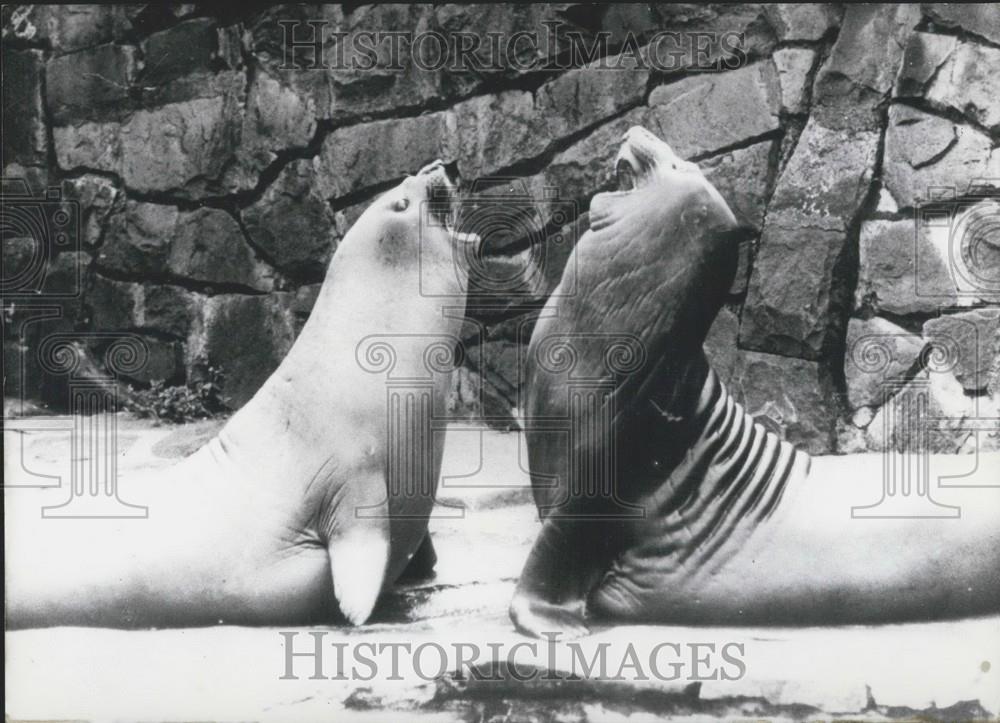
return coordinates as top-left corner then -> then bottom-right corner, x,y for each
326,469 -> 390,626
510,512 -> 622,639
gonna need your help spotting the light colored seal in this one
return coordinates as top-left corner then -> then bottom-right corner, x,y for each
7,161 -> 469,628
511,126 -> 1000,638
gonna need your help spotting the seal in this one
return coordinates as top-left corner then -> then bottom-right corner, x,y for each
510,126 -> 1000,638
6,161 -> 470,628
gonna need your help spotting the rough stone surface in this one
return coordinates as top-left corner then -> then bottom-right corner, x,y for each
53,73 -> 246,197
923,309 -> 1000,394
319,113 -> 454,200
923,3 -> 1000,46
140,18 -> 232,87
741,220 -> 846,360
4,5 -> 134,53
896,32 -> 1000,133
704,306 -> 741,385
856,219 -> 955,316
729,350 -> 836,455
9,3 -> 1000,453
87,276 -> 198,339
924,42 -> 1000,134
699,139 -> 775,231
119,335 -> 183,385
741,118 -> 879,359
764,4 -> 841,41
894,32 -> 959,101
450,91 -> 544,179
767,119 -> 880,229
882,105 -> 1000,209
186,294 -> 297,408
810,4 -> 920,132
60,175 -> 122,248
772,48 -> 816,115
535,61 -> 649,142
647,61 -> 782,159
46,43 -> 138,124
235,66 -> 320,186
99,203 -> 272,291
854,212 -> 1000,316
863,367 -> 999,453
844,316 -> 925,410
649,4 -> 780,67
242,158 -> 341,276
2,48 -> 47,169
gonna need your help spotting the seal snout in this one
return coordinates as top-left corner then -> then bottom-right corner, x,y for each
417,160 -> 461,192
614,126 -> 695,192
414,160 -> 463,231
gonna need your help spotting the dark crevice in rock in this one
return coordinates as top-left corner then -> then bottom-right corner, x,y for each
916,15 -> 1000,53
92,265 -> 263,298
227,208 -> 292,283
870,309 -> 934,336
1,35 -> 50,52
774,39 -> 827,51
911,135 -> 959,171
893,97 -> 999,141
39,49 -> 59,182
328,176 -> 401,213
689,128 -> 785,164
825,141 -> 889,449
491,96 -> 645,180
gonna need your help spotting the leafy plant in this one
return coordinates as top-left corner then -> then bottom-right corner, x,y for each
125,364 -> 227,424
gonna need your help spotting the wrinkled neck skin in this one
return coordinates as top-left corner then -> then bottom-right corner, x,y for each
609,361 -> 812,590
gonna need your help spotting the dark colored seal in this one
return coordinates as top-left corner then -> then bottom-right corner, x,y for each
511,127 -> 1000,638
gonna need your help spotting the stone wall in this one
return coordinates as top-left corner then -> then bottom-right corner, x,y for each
3,4 -> 999,453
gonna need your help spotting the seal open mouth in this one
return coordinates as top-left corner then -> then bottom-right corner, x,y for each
613,126 -> 694,194
417,159 -> 462,231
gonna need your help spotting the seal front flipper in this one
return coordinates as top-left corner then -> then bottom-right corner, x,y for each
510,512 -> 622,639
324,467 -> 390,625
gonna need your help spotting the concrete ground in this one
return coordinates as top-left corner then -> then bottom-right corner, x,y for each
4,415 -> 1000,722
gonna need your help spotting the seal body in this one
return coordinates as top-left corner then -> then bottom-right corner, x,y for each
7,162 -> 467,628
511,127 -> 1000,638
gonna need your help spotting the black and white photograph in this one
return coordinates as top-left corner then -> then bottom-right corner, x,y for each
3,3 -> 1000,721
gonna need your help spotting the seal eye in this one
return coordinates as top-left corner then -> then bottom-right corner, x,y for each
616,160 -> 636,192
393,197 -> 410,212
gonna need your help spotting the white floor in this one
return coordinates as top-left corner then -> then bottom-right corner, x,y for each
5,417 -> 1000,721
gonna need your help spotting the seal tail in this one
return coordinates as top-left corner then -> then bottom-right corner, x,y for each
325,473 -> 391,626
